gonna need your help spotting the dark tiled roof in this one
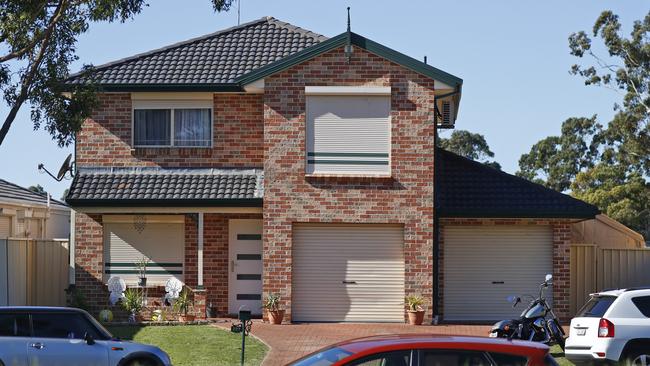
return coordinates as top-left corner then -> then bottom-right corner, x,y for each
66,169 -> 263,207
0,179 -> 68,209
436,149 -> 599,218
65,17 -> 327,86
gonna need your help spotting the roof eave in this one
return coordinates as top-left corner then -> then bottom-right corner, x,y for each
65,198 -> 263,208
437,209 -> 600,220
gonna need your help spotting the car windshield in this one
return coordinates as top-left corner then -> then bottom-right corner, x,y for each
83,312 -> 113,340
288,346 -> 353,366
577,296 -> 616,317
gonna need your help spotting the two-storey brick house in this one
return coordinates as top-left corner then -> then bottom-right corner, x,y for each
64,17 -> 598,323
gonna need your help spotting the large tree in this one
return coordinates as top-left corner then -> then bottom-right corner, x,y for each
518,10 -> 650,239
438,130 -> 501,170
0,0 -> 233,146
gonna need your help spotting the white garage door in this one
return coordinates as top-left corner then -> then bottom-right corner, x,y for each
293,224 -> 404,322
443,225 -> 553,321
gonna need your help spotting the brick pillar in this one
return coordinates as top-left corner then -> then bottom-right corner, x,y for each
404,219 -> 434,323
552,221 -> 572,322
74,213 -> 107,317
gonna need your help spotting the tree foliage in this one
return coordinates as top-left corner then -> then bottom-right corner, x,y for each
519,10 -> 650,239
0,0 -> 233,146
27,184 -> 46,194
438,130 -> 501,170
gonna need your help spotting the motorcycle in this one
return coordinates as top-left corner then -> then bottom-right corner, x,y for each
489,274 -> 565,350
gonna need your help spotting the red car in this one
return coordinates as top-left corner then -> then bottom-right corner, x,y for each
288,334 -> 559,366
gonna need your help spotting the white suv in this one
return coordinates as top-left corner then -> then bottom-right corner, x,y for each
565,288 -> 650,365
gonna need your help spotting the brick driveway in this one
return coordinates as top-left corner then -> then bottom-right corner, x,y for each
215,321 -> 491,366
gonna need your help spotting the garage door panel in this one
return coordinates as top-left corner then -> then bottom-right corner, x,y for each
293,224 -> 404,322
443,226 -> 553,321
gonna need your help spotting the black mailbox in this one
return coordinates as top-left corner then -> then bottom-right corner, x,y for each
238,309 -> 252,321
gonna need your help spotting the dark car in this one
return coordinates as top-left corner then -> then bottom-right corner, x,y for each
288,334 -> 559,366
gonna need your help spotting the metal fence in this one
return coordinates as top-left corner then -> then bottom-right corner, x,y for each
0,239 -> 69,306
570,244 -> 650,315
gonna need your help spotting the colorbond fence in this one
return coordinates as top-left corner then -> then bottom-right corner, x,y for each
570,244 -> 650,315
0,239 -> 69,306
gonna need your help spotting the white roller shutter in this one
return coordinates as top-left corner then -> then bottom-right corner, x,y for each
292,224 -> 404,322
103,217 -> 184,285
306,91 -> 391,175
443,225 -> 553,321
0,216 -> 10,238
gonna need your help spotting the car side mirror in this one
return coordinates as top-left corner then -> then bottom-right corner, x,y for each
84,332 -> 95,345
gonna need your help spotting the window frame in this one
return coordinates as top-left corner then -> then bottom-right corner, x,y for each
131,100 -> 213,148
304,86 -> 392,177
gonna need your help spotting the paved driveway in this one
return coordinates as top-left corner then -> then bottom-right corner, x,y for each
216,321 -> 492,366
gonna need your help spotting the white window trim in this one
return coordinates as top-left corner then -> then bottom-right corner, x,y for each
131,100 -> 214,148
304,86 -> 392,177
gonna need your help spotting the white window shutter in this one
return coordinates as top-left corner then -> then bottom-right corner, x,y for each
306,93 -> 391,175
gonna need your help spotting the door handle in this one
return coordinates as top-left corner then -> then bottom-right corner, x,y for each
30,342 -> 44,350
492,281 -> 505,284
231,260 -> 235,273
342,280 -> 357,284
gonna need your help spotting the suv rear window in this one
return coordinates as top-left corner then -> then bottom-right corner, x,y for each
577,296 -> 616,317
631,296 -> 650,317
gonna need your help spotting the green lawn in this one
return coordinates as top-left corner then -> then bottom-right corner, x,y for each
550,345 -> 574,366
106,325 -> 268,366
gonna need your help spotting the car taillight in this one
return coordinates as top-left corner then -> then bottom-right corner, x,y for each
598,318 -> 614,337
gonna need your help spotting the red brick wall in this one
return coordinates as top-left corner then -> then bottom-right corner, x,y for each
74,213 -> 106,315
76,93 -> 264,168
438,218 -> 573,322
263,46 -> 436,322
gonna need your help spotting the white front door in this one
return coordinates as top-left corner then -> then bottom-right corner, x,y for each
228,219 -> 263,315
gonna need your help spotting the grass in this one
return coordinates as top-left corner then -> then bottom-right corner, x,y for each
550,345 -> 575,366
106,325 -> 268,366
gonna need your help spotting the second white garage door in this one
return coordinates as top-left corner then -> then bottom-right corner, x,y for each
443,225 -> 553,322
292,224 -> 405,322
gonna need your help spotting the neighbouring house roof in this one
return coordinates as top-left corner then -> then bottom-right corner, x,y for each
436,149 -> 600,219
62,17 -> 462,93
64,16 -> 327,89
0,179 -> 68,210
65,168 -> 263,207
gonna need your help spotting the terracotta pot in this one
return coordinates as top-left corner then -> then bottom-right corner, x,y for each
267,310 -> 285,325
179,314 -> 196,322
407,310 -> 425,325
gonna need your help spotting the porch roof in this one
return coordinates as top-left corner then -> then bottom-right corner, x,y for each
65,168 -> 263,207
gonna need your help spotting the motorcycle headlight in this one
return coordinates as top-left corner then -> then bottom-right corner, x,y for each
532,318 -> 546,330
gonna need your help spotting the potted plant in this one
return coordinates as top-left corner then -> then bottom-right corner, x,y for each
173,287 -> 196,322
406,294 -> 425,325
121,288 -> 144,323
263,293 -> 285,325
135,256 -> 149,287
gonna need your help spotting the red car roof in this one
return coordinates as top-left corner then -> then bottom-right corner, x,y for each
334,334 -> 549,356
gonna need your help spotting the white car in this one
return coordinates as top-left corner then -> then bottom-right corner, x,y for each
0,306 -> 172,366
565,287 -> 650,365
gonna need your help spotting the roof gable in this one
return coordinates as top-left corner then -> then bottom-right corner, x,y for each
436,149 -> 599,218
236,32 -> 463,88
65,17 -> 327,88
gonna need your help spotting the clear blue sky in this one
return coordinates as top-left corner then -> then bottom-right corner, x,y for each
0,0 -> 646,199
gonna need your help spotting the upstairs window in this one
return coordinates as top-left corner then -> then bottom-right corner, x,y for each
133,100 -> 212,147
305,86 -> 391,176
